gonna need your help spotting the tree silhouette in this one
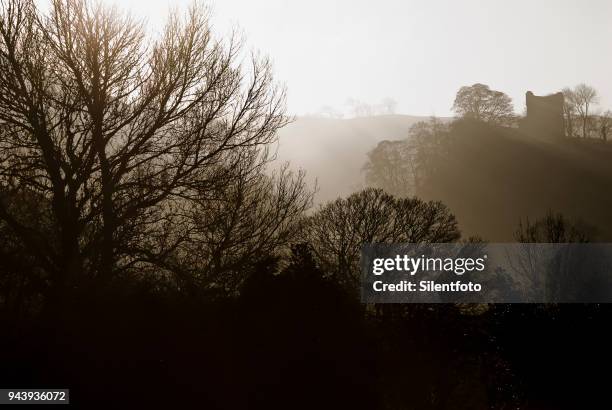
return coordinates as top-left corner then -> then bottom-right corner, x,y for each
305,188 -> 460,291
364,140 -> 414,196
364,117 -> 451,197
598,110 -> 612,142
515,211 -> 591,243
452,83 -> 514,126
0,0 -> 288,303
563,84 -> 599,138
165,163 -> 312,294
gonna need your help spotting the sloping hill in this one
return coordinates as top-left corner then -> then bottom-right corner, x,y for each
275,116 -> 612,240
274,115 -> 443,204
416,121 -> 612,240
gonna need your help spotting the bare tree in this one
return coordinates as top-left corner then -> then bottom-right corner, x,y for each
513,211 -> 594,302
162,161 -> 313,294
305,188 -> 460,291
452,83 -> 514,126
564,84 -> 598,138
345,97 -> 374,118
381,97 -> 397,115
597,110 -> 612,142
562,87 -> 578,138
515,211 -> 590,243
0,0 -> 288,299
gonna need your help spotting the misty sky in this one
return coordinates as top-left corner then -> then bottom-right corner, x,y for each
38,0 -> 612,117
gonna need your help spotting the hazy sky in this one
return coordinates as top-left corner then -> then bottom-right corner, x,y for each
37,0 -> 612,117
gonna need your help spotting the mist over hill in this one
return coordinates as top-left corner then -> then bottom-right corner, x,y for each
275,114 -> 612,240
274,115 -> 449,203
417,121 -> 612,241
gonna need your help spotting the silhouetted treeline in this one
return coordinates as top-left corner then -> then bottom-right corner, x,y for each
4,243 -> 612,409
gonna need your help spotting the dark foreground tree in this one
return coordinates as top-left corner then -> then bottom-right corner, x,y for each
0,0 -> 292,303
305,188 -> 460,291
161,162 -> 312,294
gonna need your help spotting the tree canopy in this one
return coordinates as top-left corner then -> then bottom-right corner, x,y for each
452,83 -> 514,125
305,188 -> 460,291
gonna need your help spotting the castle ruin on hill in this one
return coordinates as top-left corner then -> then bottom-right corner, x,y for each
520,91 -> 565,139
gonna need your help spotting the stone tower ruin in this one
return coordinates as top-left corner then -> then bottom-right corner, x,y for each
520,91 -> 565,140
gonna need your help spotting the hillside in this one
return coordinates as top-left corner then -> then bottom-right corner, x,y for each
276,116 -> 612,240
416,121 -> 612,240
